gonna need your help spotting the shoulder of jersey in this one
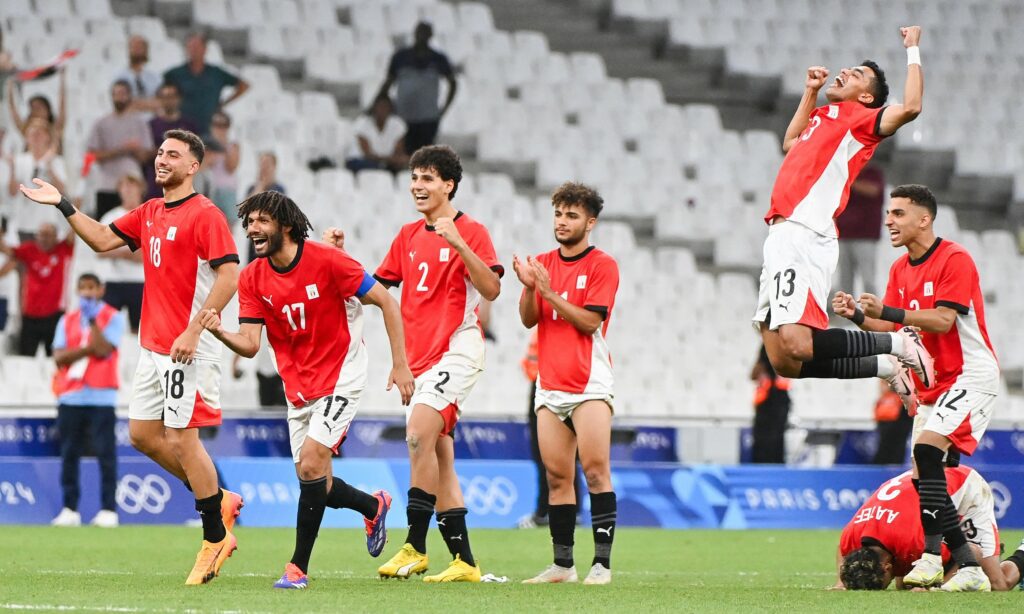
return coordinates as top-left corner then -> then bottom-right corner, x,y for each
591,247 -> 618,265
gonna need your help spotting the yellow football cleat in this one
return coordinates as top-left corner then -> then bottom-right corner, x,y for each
423,555 -> 481,583
185,533 -> 235,585
221,489 -> 244,533
378,544 -> 428,579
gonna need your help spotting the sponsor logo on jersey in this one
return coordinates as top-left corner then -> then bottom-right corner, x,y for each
306,284 -> 319,300
261,295 -> 274,306
576,275 -> 587,290
167,226 -> 177,240
826,105 -> 839,119
924,281 -> 934,297
439,247 -> 450,262
409,251 -> 416,261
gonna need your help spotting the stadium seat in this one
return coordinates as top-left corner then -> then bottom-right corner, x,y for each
74,0 -> 113,18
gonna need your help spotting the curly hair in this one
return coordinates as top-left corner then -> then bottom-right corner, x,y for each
409,145 -> 462,200
840,547 -> 887,590
552,182 -> 604,218
861,60 -> 889,109
237,190 -> 312,243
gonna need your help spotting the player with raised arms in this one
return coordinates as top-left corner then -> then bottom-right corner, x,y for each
753,27 -> 932,409
20,129 -> 244,585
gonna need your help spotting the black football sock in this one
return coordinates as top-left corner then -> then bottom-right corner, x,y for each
798,357 -> 879,379
1005,549 -> 1024,581
405,487 -> 436,553
436,507 -> 475,566
183,480 -> 192,492
549,504 -> 577,568
942,496 -> 979,567
590,492 -> 617,569
812,328 -> 892,359
914,443 -> 947,556
291,476 -> 328,574
325,477 -> 379,519
195,490 -> 226,543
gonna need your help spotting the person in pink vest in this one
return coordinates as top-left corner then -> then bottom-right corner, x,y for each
50,273 -> 127,527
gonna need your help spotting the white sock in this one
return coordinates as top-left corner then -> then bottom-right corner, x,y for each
888,332 -> 905,355
876,355 -> 897,379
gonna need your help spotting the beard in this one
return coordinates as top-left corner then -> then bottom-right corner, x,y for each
555,228 -> 585,247
155,167 -> 185,189
253,230 -> 285,258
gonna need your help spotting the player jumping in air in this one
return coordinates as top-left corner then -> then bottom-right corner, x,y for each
515,183 -> 620,586
20,130 -> 244,585
834,185 -> 1001,591
326,145 -> 502,582
753,27 -> 931,408
197,190 -> 414,589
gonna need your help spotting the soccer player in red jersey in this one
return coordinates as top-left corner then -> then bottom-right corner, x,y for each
327,145 -> 501,582
19,130 -> 243,585
196,191 -> 414,589
752,27 -> 933,406
514,182 -> 619,586
834,466 -> 1023,591
834,185 -> 1001,591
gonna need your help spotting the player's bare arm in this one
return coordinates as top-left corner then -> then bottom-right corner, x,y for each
197,308 -> 262,358
434,216 -> 500,300
171,261 -> 239,363
877,26 -> 923,136
360,282 -> 415,405
832,291 -> 892,332
529,256 -> 603,336
858,292 -> 956,334
19,179 -> 126,252
782,66 -> 829,152
829,545 -> 846,590
514,255 -> 540,328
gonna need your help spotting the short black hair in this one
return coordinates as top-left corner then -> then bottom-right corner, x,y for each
163,129 -> 205,164
111,79 -> 133,94
552,182 -> 604,218
840,547 -> 887,590
409,145 -> 463,200
78,273 -> 102,286
237,190 -> 312,243
861,60 -> 889,109
891,184 -> 937,218
157,81 -> 180,95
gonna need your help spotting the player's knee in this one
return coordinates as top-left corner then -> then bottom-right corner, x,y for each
545,470 -> 572,493
583,466 -> 610,492
129,431 -> 153,454
406,432 -> 423,454
295,459 -> 323,482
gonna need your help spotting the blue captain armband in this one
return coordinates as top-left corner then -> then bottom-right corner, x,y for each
356,271 -> 376,297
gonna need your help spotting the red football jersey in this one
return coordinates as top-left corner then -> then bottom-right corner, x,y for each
238,241 -> 374,407
14,240 -> 73,317
109,193 -> 238,359
766,101 -> 886,237
532,246 -> 618,394
883,239 -> 999,405
839,467 -> 976,577
375,212 -> 503,376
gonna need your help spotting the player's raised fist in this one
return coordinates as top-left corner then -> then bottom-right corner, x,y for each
19,178 -> 61,205
900,26 -> 921,48
321,227 -> 345,250
433,217 -> 465,248
806,66 -> 829,90
857,293 -> 884,319
832,291 -> 857,319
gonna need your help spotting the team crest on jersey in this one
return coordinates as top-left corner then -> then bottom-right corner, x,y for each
306,284 -> 319,299
439,247 -> 450,262
826,105 -> 839,119
167,226 -> 177,240
576,275 -> 587,289
924,281 -> 934,297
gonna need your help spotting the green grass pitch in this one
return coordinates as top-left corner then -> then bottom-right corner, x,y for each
2,526 -> 1021,612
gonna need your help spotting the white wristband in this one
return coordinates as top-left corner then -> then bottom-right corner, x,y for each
906,46 -> 921,66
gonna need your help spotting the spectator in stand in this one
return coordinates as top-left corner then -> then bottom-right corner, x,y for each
345,94 -> 409,174
871,381 -> 913,465
835,163 -> 886,296
7,118 -> 65,239
85,80 -> 153,220
50,273 -> 126,528
0,42 -> 15,145
0,222 -> 74,356
97,174 -> 145,334
163,31 -> 249,137
245,151 -> 285,198
144,82 -> 198,199
6,69 -> 66,152
113,35 -> 161,113
203,110 -> 240,223
749,344 -> 791,464
375,22 -> 457,155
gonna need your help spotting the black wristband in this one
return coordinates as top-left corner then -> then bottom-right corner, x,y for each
56,196 -> 76,218
879,305 -> 906,324
851,309 -> 866,326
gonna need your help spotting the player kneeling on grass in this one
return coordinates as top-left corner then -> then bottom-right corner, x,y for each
835,465 -> 1024,592
198,191 -> 415,589
515,182 -> 619,586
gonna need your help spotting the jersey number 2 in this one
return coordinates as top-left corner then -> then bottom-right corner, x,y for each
417,262 -> 429,292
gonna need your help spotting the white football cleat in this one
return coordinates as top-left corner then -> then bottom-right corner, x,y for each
938,565 -> 991,592
884,355 -> 919,415
51,507 -> 82,527
895,327 -> 935,388
903,552 -> 944,588
90,510 -> 119,527
583,563 -> 612,585
522,564 -> 578,584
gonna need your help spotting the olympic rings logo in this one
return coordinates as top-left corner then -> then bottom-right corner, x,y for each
116,474 -> 172,514
460,476 -> 517,515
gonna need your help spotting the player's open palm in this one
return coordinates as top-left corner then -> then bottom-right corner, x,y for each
19,178 -> 61,205
805,66 -> 829,90
321,227 -> 345,250
387,364 -> 415,406
512,255 -> 536,289
528,256 -> 551,294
